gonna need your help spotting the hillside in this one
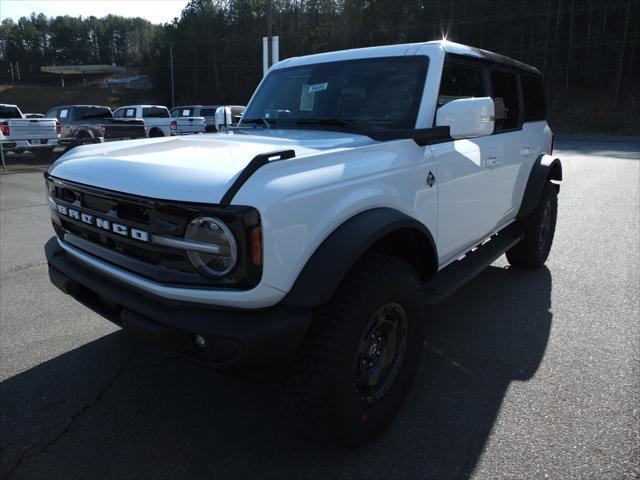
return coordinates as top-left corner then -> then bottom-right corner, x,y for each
0,84 -> 161,114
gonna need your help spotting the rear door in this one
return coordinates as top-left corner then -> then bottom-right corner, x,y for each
200,107 -> 218,130
142,106 -> 171,135
488,68 -> 527,220
517,74 -> 551,207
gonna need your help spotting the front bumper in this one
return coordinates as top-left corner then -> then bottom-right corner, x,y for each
45,237 -> 311,379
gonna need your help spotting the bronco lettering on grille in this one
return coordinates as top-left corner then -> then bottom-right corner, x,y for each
55,204 -> 149,242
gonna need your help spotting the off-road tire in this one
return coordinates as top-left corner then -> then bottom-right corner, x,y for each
280,253 -> 426,448
75,132 -> 92,146
507,181 -> 558,269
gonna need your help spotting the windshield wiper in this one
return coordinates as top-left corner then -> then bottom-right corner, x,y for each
240,117 -> 275,128
296,118 -> 359,127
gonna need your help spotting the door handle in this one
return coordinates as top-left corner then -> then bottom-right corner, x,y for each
487,155 -> 501,167
521,146 -> 534,156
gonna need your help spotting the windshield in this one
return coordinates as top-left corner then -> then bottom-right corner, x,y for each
242,56 -> 427,130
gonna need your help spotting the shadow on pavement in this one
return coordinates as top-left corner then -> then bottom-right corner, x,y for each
0,265 -> 552,480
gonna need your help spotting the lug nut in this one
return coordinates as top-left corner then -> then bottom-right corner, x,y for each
193,334 -> 207,349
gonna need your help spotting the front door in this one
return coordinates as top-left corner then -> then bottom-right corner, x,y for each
432,60 -> 519,263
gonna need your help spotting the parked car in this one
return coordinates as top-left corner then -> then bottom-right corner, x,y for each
170,105 -> 246,132
44,41 -> 561,447
0,104 -> 59,156
114,105 -> 205,137
45,105 -> 146,148
24,113 -> 45,118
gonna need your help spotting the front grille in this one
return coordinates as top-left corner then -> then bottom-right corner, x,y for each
46,175 -> 262,289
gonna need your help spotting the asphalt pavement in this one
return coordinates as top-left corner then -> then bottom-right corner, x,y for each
0,139 -> 638,479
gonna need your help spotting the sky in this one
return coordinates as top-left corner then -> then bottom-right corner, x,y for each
0,0 -> 191,24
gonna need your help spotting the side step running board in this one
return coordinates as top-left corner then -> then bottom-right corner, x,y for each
423,232 -> 523,308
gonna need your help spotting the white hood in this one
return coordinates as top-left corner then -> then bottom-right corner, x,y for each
48,129 -> 374,203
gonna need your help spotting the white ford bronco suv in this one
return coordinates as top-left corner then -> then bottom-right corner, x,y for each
44,41 -> 561,447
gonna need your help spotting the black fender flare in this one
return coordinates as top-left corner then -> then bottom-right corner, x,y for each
76,129 -> 93,139
517,154 -> 562,219
282,208 -> 437,308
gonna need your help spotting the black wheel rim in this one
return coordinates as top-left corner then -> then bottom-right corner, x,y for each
354,302 -> 409,405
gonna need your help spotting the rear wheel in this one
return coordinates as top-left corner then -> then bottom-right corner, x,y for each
75,132 -> 92,145
507,181 -> 558,269
149,128 -> 164,138
280,253 -> 426,448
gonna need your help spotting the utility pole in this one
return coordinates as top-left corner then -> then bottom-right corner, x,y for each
9,62 -> 14,82
168,43 -> 175,108
15,62 -> 20,81
266,0 -> 273,68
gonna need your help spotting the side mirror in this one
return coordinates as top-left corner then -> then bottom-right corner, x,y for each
214,106 -> 232,131
436,97 -> 495,139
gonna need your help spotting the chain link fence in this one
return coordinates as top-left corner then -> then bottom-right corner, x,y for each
0,125 -> 149,172
0,138 -> 67,172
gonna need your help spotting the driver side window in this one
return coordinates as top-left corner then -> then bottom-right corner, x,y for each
438,61 -> 490,108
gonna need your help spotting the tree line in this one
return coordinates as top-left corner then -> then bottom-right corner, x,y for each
1,0 -> 638,132
0,14 -> 159,76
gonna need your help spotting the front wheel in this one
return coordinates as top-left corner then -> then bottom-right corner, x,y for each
507,181 -> 558,269
280,253 -> 426,448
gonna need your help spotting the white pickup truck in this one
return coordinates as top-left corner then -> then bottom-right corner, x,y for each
0,104 -> 60,156
113,105 -> 205,137
170,105 -> 247,132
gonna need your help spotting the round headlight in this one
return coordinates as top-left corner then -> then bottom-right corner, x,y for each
185,217 -> 237,278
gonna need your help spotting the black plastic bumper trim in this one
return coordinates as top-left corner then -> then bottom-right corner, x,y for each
45,237 -> 311,379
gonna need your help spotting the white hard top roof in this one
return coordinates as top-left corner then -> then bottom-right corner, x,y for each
275,40 -> 540,75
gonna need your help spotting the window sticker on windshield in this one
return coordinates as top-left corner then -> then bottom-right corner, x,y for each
300,85 -> 316,111
307,83 -> 328,93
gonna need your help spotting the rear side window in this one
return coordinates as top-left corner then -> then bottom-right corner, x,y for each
490,70 -> 520,131
45,110 -> 58,119
438,62 -> 489,107
521,75 -> 546,121
142,107 -> 170,118
171,108 -> 193,117
75,107 -> 112,120
113,109 -> 124,118
200,108 -> 217,116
